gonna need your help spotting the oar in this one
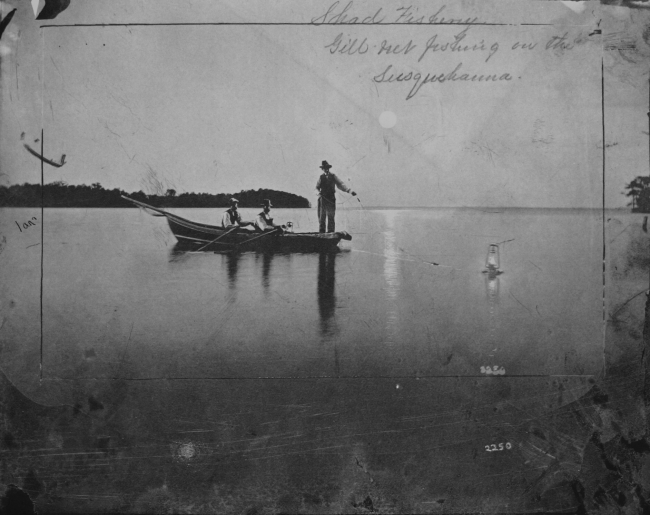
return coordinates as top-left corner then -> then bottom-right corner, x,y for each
195,226 -> 239,252
233,227 -> 282,251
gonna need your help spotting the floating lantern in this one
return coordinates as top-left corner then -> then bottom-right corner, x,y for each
485,244 -> 500,272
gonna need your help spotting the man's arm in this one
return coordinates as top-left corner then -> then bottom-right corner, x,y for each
221,212 -> 237,229
238,218 -> 254,228
333,174 -> 356,195
234,212 -> 257,228
254,213 -> 267,231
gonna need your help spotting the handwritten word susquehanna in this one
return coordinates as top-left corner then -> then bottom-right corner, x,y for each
312,2 -> 479,25
374,63 -> 513,100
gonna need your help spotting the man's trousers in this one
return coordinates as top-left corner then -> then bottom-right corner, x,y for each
318,196 -> 336,233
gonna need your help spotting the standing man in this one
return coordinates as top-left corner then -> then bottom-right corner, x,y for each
316,160 -> 356,233
221,198 -> 255,229
255,199 -> 285,232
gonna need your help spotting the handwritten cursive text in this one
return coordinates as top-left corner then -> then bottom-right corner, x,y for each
325,33 -> 369,54
373,63 -> 513,100
312,2 -> 479,25
312,1 -> 385,25
417,27 -> 500,63
15,217 -> 38,232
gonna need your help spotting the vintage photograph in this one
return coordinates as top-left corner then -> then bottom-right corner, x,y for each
1,0 -> 650,513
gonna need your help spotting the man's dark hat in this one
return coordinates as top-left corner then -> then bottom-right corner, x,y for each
261,199 -> 273,207
320,160 -> 332,170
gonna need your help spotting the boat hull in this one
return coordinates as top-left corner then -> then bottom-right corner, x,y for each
169,215 -> 348,252
121,196 -> 351,252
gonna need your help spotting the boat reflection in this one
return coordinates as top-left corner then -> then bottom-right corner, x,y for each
317,251 -> 338,339
254,252 -> 274,295
168,245 -> 343,361
317,250 -> 341,377
226,252 -> 240,289
263,252 -> 272,290
169,243 -> 192,263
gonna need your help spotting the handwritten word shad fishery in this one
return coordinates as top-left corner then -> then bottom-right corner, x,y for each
374,28 -> 511,100
311,2 -> 479,25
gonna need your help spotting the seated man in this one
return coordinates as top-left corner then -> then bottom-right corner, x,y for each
221,198 -> 254,229
255,199 -> 285,232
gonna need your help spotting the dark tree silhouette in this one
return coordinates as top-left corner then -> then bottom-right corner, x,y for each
0,183 -> 311,208
624,176 -> 650,212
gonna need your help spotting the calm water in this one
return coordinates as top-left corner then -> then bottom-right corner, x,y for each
1,207 -> 604,381
2,206 -> 640,512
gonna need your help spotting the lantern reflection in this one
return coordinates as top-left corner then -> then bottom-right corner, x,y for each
482,244 -> 502,352
485,271 -> 500,302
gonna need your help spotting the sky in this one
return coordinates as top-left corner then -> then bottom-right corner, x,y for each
1,0 -> 649,208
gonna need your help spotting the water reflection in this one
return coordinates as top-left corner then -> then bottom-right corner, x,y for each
485,270 -> 500,303
383,211 -> 400,344
485,270 -> 501,352
383,212 -> 400,301
317,252 -> 338,338
317,250 -> 341,377
226,252 -> 240,290
260,252 -> 273,295
169,243 -> 192,263
169,247 -> 342,342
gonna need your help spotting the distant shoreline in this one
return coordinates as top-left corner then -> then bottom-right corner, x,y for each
0,182 -> 311,209
0,183 -> 633,211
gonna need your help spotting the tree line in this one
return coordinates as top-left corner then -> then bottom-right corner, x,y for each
0,182 -> 311,208
624,176 -> 650,212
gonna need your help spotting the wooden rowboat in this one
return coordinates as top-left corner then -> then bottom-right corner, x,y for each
122,196 -> 351,252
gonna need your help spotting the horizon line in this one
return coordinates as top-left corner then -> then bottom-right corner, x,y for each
0,205 -> 632,211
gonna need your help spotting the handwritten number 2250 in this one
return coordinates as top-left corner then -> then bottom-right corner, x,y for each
485,442 -> 512,452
